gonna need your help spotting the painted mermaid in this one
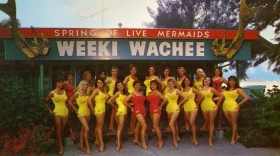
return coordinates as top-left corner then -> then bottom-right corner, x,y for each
0,0 -> 51,58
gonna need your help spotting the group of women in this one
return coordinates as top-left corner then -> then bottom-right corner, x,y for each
43,65 -> 249,155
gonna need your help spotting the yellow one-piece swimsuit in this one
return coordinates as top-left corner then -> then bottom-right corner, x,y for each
51,91 -> 68,117
183,88 -> 197,112
144,76 -> 155,96
94,90 -> 108,115
165,90 -> 179,113
222,89 -> 239,112
194,81 -> 203,90
108,78 -> 116,97
200,88 -> 217,111
162,79 -> 170,95
127,76 -> 136,94
76,93 -> 90,117
115,92 -> 127,116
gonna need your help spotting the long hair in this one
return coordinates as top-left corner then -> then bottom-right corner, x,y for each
214,67 -> 223,77
181,77 -> 194,88
113,80 -> 128,95
94,77 -> 105,88
225,76 -> 240,91
203,76 -> 213,87
78,80 -> 89,95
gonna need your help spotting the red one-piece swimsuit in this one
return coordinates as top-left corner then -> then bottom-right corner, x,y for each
146,94 -> 161,115
213,78 -> 223,93
64,84 -> 75,99
131,94 -> 146,115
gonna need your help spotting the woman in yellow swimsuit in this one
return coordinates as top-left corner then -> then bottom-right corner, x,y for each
161,67 -> 172,94
107,81 -> 129,152
68,81 -> 91,154
106,66 -> 119,133
88,78 -> 109,152
181,77 -> 204,146
200,76 -> 223,147
194,68 -> 205,90
164,78 -> 188,147
219,76 -> 248,144
43,78 -> 68,155
123,65 -> 138,133
176,66 -> 189,131
144,65 -> 164,96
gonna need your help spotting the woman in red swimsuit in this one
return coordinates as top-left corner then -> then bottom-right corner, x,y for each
123,80 -> 148,150
146,80 -> 167,149
63,73 -> 76,141
212,67 -> 228,129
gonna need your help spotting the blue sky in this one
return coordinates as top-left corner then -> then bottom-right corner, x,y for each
0,0 -> 279,81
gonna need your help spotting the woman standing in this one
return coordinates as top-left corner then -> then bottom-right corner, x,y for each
194,68 -> 207,130
107,81 -> 129,151
200,76 -> 223,146
165,78 -> 188,147
88,78 -> 109,152
181,77 -> 204,146
63,73 -> 76,141
176,67 -> 187,91
43,78 -> 68,155
194,68 -> 205,90
219,76 -> 249,144
68,81 -> 91,154
123,65 -> 138,133
123,80 -> 148,150
144,65 -> 164,96
146,80 -> 167,149
106,66 -> 119,133
212,67 -> 228,129
162,67 -> 172,94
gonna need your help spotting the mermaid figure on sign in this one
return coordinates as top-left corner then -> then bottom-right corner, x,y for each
0,0 -> 51,58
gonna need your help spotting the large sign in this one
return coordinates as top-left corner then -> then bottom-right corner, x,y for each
5,38 -> 251,60
0,28 -> 258,39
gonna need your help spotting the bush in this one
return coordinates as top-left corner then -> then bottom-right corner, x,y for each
0,125 -> 55,156
0,76 -> 55,154
236,85 -> 280,147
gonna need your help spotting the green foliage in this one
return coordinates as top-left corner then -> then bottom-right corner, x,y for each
0,76 -> 53,134
0,76 -> 55,154
236,85 -> 280,147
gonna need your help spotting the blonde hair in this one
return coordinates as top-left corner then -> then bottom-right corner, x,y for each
83,71 -> 92,80
78,80 -> 90,95
111,66 -> 119,72
196,68 -> 205,78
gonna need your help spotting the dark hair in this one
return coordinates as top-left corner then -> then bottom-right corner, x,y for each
225,76 -> 240,91
65,73 -> 73,80
203,76 -> 213,87
113,80 -> 128,95
94,78 -> 105,88
163,67 -> 170,75
214,67 -> 223,77
133,79 -> 142,87
150,80 -> 160,90
129,65 -> 138,72
148,65 -> 156,75
99,71 -> 106,75
181,77 -> 194,88
53,77 -> 64,87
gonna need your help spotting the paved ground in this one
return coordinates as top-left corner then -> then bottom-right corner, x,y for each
46,133 -> 280,156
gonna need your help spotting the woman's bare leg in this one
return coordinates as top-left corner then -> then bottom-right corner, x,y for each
152,113 -> 163,148
168,112 -> 180,147
135,114 -> 148,150
95,113 -> 105,152
116,114 -> 125,151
